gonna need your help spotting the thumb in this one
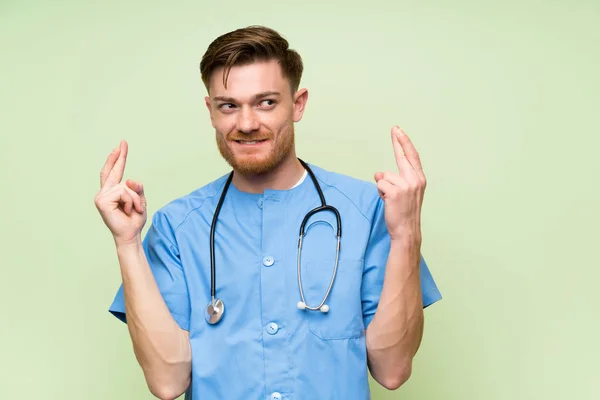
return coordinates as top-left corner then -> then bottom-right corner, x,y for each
126,179 -> 146,206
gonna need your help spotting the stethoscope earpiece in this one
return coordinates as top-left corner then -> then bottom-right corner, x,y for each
297,301 -> 329,313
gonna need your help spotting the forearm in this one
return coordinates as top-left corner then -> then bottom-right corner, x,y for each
117,240 -> 192,400
365,234 -> 424,390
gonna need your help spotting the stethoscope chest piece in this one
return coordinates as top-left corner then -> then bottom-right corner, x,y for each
205,298 -> 225,325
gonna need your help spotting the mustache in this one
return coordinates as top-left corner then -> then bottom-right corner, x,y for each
228,133 -> 273,141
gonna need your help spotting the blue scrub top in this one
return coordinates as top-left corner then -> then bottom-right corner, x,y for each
109,163 -> 442,400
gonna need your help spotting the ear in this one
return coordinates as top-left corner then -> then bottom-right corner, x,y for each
205,96 -> 216,127
292,88 -> 308,123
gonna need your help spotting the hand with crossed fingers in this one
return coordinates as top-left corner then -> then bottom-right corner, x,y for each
374,126 -> 427,243
94,140 -> 147,247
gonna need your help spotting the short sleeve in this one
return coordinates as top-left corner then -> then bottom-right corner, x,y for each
108,211 -> 191,331
361,197 -> 442,329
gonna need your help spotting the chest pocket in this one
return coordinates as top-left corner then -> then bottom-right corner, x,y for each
302,258 -> 365,340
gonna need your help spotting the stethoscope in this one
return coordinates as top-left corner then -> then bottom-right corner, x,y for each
205,158 -> 342,325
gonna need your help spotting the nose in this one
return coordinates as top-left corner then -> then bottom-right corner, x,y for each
236,106 -> 260,134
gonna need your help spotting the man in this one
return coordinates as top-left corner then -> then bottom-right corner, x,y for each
95,25 -> 442,400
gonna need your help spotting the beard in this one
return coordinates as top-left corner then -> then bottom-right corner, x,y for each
216,125 -> 295,175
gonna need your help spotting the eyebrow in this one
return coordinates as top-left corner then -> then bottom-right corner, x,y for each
212,91 -> 281,103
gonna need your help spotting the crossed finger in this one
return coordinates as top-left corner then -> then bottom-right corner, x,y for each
391,126 -> 425,181
100,146 -> 120,187
100,140 -> 128,188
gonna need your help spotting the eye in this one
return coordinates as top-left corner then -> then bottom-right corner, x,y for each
259,99 -> 276,108
218,103 -> 236,112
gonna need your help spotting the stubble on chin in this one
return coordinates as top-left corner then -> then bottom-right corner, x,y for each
215,128 -> 295,176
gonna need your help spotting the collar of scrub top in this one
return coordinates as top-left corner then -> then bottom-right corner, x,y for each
205,159 -> 342,325
292,169 -> 308,188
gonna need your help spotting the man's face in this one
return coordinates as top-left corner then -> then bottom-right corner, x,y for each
205,59 -> 307,175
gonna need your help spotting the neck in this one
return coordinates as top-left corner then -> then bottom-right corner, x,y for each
231,153 -> 305,194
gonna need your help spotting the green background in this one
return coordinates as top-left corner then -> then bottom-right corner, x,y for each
1,0 -> 598,399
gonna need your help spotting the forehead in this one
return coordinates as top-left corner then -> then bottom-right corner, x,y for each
208,59 -> 290,99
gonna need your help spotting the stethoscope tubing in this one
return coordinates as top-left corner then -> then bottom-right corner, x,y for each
207,158 -> 341,324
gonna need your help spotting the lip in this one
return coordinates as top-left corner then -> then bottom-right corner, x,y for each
232,139 -> 269,147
